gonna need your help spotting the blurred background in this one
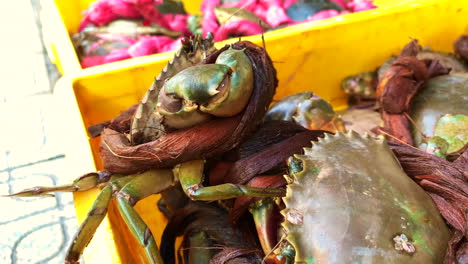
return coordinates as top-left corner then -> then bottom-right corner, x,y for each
0,0 -> 78,263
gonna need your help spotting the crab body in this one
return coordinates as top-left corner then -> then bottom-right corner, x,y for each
265,91 -> 345,133
276,132 -> 450,263
410,73 -> 468,156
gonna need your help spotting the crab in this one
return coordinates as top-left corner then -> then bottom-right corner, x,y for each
340,38 -> 467,158
374,39 -> 468,263
4,35 -> 285,264
207,121 -> 451,263
405,73 -> 468,159
341,41 -> 467,109
269,132 -> 450,263
265,91 -> 346,133
218,89 -> 454,262
231,131 -> 451,263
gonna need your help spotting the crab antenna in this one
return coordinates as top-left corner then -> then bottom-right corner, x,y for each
377,128 -> 421,151
261,25 -> 266,50
403,112 -> 428,139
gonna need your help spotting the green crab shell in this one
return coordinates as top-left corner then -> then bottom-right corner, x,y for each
433,114 -> 467,153
265,91 -> 345,132
410,73 -> 468,149
159,48 -> 254,128
282,132 -> 450,263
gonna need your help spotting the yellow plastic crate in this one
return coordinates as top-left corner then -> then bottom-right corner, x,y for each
53,0 -> 468,263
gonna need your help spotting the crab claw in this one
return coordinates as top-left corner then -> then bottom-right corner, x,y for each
157,47 -> 254,129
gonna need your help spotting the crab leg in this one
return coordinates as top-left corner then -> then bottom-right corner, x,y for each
66,175 -> 134,263
249,199 -> 279,255
3,172 -> 113,197
116,169 -> 175,264
184,231 -> 214,263
176,160 -> 285,201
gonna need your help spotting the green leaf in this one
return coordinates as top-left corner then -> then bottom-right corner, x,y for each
157,0 -> 186,15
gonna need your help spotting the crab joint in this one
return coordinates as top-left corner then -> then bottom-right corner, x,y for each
117,191 -> 139,206
177,160 -> 286,201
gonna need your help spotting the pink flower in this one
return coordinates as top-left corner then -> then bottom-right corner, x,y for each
79,0 -> 142,31
128,36 -> 176,57
258,0 -> 283,8
283,0 -> 299,9
104,48 -> 132,62
347,0 -> 376,12
81,48 -> 131,67
264,5 -> 291,27
159,37 -> 183,53
80,1 -> 118,31
330,0 -> 347,9
81,56 -> 105,68
221,0 -> 290,27
214,20 -> 263,42
250,5 -> 269,23
108,0 -> 141,18
221,0 -> 257,12
123,0 -> 161,4
132,1 -> 170,29
163,14 -> 189,35
307,9 -> 341,21
201,0 -> 220,36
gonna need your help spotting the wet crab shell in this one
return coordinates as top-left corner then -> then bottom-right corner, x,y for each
282,132 -> 450,263
265,91 -> 345,133
410,73 -> 468,151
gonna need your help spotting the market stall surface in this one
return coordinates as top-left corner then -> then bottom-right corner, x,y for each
0,0 -> 78,263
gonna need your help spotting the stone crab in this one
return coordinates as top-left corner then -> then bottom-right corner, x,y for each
4,35 -> 284,264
